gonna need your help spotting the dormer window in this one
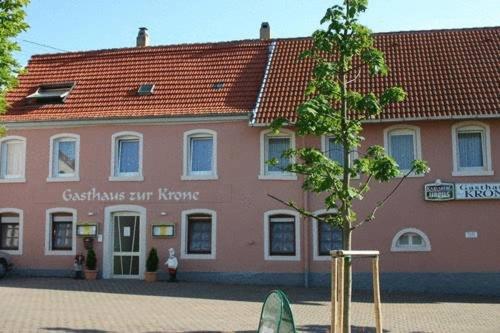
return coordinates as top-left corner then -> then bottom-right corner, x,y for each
137,84 -> 155,95
26,82 -> 75,104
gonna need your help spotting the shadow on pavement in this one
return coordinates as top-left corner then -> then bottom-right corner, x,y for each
41,328 -> 110,333
1,277 -> 499,306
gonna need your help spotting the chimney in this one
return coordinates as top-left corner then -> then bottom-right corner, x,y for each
136,27 -> 149,47
260,22 -> 270,40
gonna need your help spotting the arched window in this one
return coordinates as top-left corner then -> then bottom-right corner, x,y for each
110,131 -> 143,181
384,125 -> 422,175
182,129 -> 217,180
0,136 -> 26,182
391,228 -> 431,252
452,122 -> 493,176
48,133 -> 80,181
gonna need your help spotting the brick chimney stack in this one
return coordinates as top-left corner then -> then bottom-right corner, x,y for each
136,27 -> 149,47
260,22 -> 270,40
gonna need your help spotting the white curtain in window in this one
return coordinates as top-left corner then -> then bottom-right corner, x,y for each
190,137 -> 213,173
267,137 -> 290,172
328,137 -> 344,165
390,134 -> 414,170
458,131 -> 483,168
0,141 -> 23,178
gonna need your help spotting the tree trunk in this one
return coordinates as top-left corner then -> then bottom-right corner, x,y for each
343,228 -> 352,333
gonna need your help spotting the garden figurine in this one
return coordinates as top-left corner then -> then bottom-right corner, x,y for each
165,248 -> 178,282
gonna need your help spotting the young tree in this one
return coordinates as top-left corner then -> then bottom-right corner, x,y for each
270,1 -> 429,331
0,0 -> 30,135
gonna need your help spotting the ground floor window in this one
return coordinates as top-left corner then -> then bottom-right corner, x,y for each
0,213 -> 20,251
187,214 -> 212,254
391,228 -> 431,252
269,215 -> 296,256
45,209 -> 76,255
181,209 -> 217,260
318,219 -> 343,256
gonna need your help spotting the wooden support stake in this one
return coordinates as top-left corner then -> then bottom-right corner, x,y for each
372,257 -> 382,333
337,257 -> 345,333
331,257 -> 338,333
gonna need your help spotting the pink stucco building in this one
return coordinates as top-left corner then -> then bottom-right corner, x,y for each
1,25 -> 498,294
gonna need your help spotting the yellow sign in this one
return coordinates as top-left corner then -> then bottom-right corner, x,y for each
152,224 -> 175,237
77,224 -> 97,236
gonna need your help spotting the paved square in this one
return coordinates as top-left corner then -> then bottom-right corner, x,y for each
0,277 -> 499,332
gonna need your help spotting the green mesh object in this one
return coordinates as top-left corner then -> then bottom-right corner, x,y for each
258,290 -> 296,333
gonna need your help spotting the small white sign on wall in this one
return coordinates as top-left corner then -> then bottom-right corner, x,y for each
465,231 -> 478,239
123,227 -> 131,237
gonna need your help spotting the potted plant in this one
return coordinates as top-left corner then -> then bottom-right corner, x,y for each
145,247 -> 159,282
84,248 -> 98,280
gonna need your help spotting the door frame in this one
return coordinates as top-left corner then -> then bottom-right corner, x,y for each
103,205 -> 147,279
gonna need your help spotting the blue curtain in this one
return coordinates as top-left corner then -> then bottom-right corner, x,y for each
390,134 -> 414,170
118,140 -> 139,173
458,132 -> 483,168
319,221 -> 343,255
268,138 -> 290,172
328,137 -> 344,165
190,137 -> 213,172
270,218 -> 295,254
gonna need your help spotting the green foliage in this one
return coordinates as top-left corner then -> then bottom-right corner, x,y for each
270,0 -> 429,235
85,248 -> 97,270
0,0 -> 30,114
146,247 -> 159,272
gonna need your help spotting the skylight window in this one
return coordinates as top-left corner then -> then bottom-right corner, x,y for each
26,82 -> 75,104
212,82 -> 224,91
137,84 -> 155,96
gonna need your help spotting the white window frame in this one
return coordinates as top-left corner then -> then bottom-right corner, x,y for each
0,136 -> 26,183
47,133 -> 80,182
259,129 -> 297,180
383,125 -> 422,177
452,121 -> 493,176
321,135 -> 360,179
109,131 -> 144,181
0,208 -> 23,255
181,129 -> 218,180
180,209 -> 217,260
264,209 -> 301,261
45,207 -> 77,256
311,209 -> 341,261
391,228 -> 431,252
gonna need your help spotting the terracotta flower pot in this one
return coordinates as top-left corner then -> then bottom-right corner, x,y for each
144,271 -> 157,282
84,269 -> 98,280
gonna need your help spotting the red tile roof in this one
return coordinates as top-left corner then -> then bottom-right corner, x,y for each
3,40 -> 271,122
253,27 -> 499,124
3,27 -> 498,124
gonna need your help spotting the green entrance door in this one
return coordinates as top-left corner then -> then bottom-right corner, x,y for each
112,214 -> 140,278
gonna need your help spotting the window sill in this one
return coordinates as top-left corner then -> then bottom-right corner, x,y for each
45,249 -> 76,256
0,249 -> 22,256
395,172 -> 425,178
452,170 -> 494,177
258,174 -> 298,181
181,174 -> 218,181
0,178 -> 26,183
47,177 -> 80,183
312,255 -> 331,262
264,255 -> 300,261
108,176 -> 144,182
390,247 -> 431,252
180,253 -> 216,260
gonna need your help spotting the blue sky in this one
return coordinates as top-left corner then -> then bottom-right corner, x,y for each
15,0 -> 499,65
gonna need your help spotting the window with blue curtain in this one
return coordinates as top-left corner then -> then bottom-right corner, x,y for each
267,137 -> 290,173
328,137 -> 344,165
318,217 -> 343,255
189,136 -> 213,174
269,215 -> 295,255
117,138 -> 139,175
389,132 -> 415,171
54,139 -> 76,176
187,214 -> 212,254
458,131 -> 484,168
